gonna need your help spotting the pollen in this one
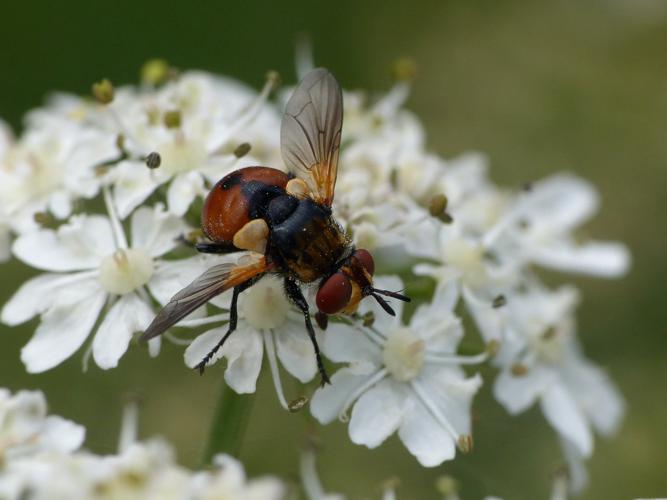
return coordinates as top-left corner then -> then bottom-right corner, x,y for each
98,249 -> 154,295
382,327 -> 426,382
241,277 -> 290,330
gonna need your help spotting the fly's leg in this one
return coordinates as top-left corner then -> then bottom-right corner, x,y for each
284,278 -> 331,386
195,242 -> 239,254
195,279 -> 253,374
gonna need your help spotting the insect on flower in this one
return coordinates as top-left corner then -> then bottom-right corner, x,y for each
141,69 -> 410,384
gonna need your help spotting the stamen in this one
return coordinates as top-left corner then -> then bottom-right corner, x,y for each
208,72 -> 279,154
411,379 -> 460,442
177,313 -> 229,327
424,350 -> 490,365
373,81 -> 411,119
103,185 -> 129,249
262,331 -> 289,411
338,368 -> 387,422
163,331 -> 191,346
117,397 -> 139,453
294,33 -> 315,80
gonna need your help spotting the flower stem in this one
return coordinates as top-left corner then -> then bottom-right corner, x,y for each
201,381 -> 255,465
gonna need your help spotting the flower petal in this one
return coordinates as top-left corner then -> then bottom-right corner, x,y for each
112,160 -> 162,219
148,256 -> 211,305
418,367 -> 482,438
493,364 -> 557,414
1,271 -> 96,326
540,381 -> 593,457
12,215 -> 114,271
310,368 -> 374,424
562,350 -> 625,436
92,293 -> 154,369
528,240 -> 630,278
274,323 -> 318,383
398,395 -> 456,467
523,174 -> 598,231
167,172 -> 205,217
39,416 -> 86,453
185,326 -> 263,394
321,322 -> 382,366
349,379 -> 405,448
131,204 -> 188,258
20,288 -> 107,373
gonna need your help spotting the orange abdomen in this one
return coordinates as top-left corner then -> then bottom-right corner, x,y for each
201,166 -> 290,243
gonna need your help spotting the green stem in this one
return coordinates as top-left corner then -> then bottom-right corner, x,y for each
201,381 -> 255,466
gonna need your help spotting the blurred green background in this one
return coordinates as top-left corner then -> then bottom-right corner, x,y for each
1,0 -> 666,498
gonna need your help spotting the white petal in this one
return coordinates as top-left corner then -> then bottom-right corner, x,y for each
1,271 -> 95,326
559,437 -> 589,494
540,382 -> 593,457
322,322 -> 382,366
39,416 -> 86,453
92,293 -> 154,369
47,190 -> 73,219
223,328 -> 264,393
185,327 -> 225,367
148,256 -> 210,305
274,323 -> 317,383
562,351 -> 625,436
349,379 -> 405,448
493,365 -> 557,414
462,286 -> 505,343
20,289 -> 107,372
167,172 -> 204,216
131,204 -> 188,257
310,368 -> 374,424
398,395 -> 456,467
524,174 -> 598,231
419,367 -> 482,438
12,215 -> 114,271
184,326 -> 263,393
112,160 -> 162,219
529,240 -> 630,278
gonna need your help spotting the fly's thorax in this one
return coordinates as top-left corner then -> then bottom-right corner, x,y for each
269,198 -> 349,283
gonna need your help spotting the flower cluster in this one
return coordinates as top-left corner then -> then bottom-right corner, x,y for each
0,60 -> 630,491
0,388 -> 284,500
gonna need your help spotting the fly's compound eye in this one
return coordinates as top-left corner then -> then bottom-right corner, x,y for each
316,272 -> 353,315
353,249 -> 375,275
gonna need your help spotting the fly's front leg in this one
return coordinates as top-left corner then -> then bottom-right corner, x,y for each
195,279 -> 255,374
283,277 -> 331,386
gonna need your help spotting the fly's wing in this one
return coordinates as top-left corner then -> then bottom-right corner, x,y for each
281,68 -> 343,207
141,255 -> 270,341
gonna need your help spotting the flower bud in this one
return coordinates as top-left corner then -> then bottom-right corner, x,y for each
92,79 -> 114,104
233,142 -> 252,158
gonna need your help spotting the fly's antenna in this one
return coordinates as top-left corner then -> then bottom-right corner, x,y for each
371,293 -> 396,316
371,288 -> 411,302
369,287 -> 411,317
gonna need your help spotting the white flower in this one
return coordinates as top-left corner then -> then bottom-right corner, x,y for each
183,275 -> 320,407
107,71 -> 282,218
0,119 -> 117,233
0,200 -> 201,372
0,389 -> 85,461
492,174 -> 631,278
188,454 -> 284,500
492,284 -> 624,463
310,276 -> 483,467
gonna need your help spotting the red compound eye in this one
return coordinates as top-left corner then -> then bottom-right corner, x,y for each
316,272 -> 352,314
353,249 -> 375,275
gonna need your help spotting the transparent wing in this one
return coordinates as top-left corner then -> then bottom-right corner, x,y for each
281,68 -> 343,206
141,255 -> 270,341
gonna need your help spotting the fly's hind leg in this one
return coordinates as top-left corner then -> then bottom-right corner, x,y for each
283,277 -> 331,386
195,279 -> 255,374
